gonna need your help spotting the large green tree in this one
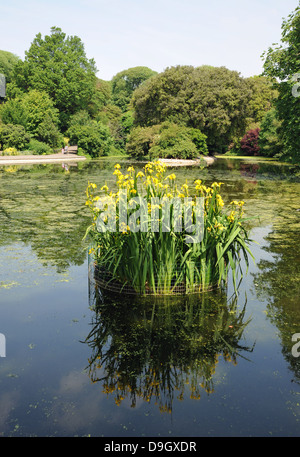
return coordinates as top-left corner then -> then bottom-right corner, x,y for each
12,27 -> 97,130
88,78 -> 112,117
262,4 -> 300,163
258,108 -> 283,158
0,89 -> 62,146
245,75 -> 278,126
131,65 -> 253,152
0,50 -> 20,84
111,66 -> 157,112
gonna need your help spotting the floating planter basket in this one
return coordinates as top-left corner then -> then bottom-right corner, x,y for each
85,161 -> 254,297
88,253 -> 219,296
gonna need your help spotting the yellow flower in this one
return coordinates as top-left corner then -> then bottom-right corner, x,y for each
119,222 -> 130,234
216,194 -> 224,207
212,181 -> 223,189
166,173 -> 176,181
101,184 -> 109,192
114,163 -> 121,169
144,176 -> 152,187
227,210 -> 236,222
214,222 -> 225,231
144,163 -> 153,173
136,171 -> 144,178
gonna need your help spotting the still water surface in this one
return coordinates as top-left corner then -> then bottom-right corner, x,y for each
0,157 -> 299,437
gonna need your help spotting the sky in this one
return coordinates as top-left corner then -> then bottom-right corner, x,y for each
0,0 -> 299,81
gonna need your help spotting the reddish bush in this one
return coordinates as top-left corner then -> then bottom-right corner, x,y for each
240,128 -> 260,156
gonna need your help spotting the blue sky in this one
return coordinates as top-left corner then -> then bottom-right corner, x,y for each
0,0 -> 299,80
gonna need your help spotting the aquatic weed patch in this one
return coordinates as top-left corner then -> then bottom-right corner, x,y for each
85,160 -> 254,295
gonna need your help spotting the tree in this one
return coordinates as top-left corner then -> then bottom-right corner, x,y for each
96,104 -> 125,151
88,78 -> 112,117
13,27 -> 97,130
132,65 -> 194,127
245,75 -> 278,125
36,114 -> 63,147
240,128 -> 260,156
126,122 -> 208,159
66,116 -> 114,157
0,50 -> 20,84
258,108 -> 283,157
21,90 -> 60,139
0,123 -> 30,150
262,4 -> 300,163
0,89 -> 62,146
131,65 -> 252,152
148,123 -> 204,160
0,97 -> 28,127
111,66 -> 157,111
126,125 -> 159,159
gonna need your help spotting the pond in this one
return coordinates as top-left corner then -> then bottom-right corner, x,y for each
0,157 -> 299,437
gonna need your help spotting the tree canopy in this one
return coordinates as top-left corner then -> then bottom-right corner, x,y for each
0,23 -> 289,161
12,27 -> 97,130
0,89 -> 62,146
262,4 -> 300,163
0,50 -> 20,84
131,65 -> 253,152
245,75 -> 278,125
111,66 -> 157,112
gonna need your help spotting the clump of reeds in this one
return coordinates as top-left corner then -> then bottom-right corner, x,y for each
85,160 -> 254,295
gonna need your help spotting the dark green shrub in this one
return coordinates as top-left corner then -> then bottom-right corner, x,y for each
27,138 -> 53,155
0,123 -> 30,150
67,121 -> 114,157
126,122 -> 208,159
36,114 -> 63,147
126,125 -> 159,159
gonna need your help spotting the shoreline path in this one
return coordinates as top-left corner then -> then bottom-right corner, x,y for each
0,152 -> 86,165
0,154 -> 216,166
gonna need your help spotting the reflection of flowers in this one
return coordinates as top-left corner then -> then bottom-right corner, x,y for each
84,287 -> 253,413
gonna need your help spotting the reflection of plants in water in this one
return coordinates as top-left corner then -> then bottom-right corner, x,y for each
0,162 -> 112,271
252,183 -> 300,383
84,288 -> 253,413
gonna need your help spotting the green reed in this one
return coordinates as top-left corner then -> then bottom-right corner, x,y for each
85,160 -> 254,295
